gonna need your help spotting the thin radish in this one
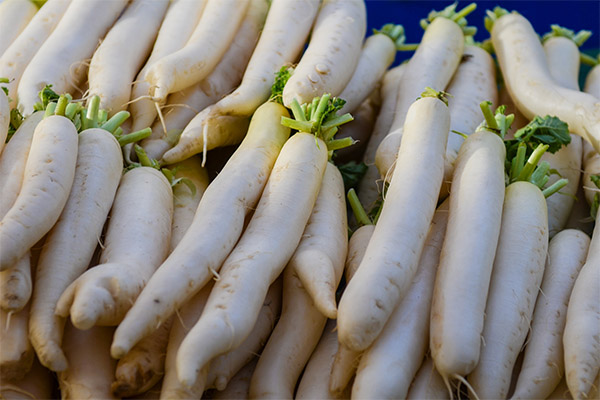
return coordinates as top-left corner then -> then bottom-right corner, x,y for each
291,162 -> 347,318
488,8 -> 600,153
142,0 -> 269,161
249,265 -> 328,399
129,0 -> 207,133
55,167 -> 173,329
352,200 -> 449,399
0,356 -> 54,400
0,0 -> 70,109
28,127 -> 122,372
0,305 -> 34,381
336,24 -> 403,115
143,0 -> 250,103
563,219 -> 600,398
176,129 -> 328,387
374,4 -> 472,179
467,181 -> 549,399
542,35 -> 583,237
337,93 -> 450,352
511,229 -> 590,399
87,0 -> 169,116
431,128 -> 506,381
17,0 -> 129,114
0,0 -> 38,58
282,0 -> 366,107
58,323 -> 117,399
111,101 -> 291,359
111,158 -> 208,397
440,44 -> 498,198
357,63 -> 405,211
206,279 -> 282,391
296,320 -> 346,400
0,114 -> 78,271
205,0 -> 320,119
406,357 -> 450,400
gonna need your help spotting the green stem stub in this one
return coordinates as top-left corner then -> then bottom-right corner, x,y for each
374,23 -> 418,51
484,6 -> 512,33
347,188 -> 372,227
419,87 -> 451,106
269,65 -> 293,104
420,2 -> 478,35
34,85 -> 60,112
542,24 -> 592,47
590,175 -> 600,220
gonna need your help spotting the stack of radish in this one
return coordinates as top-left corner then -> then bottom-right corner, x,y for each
0,0 -> 598,398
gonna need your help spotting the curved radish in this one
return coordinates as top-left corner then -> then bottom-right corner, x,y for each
0,0 -> 70,109
55,167 -> 173,329
29,128 -> 122,372
111,101 -> 290,359
357,64 -> 405,211
142,0 -> 268,161
176,130 -> 328,387
144,0 -> 250,102
249,266 -> 328,399
129,0 -> 207,133
563,220 -> 600,398
87,0 -> 169,116
374,15 -> 465,179
337,94 -> 450,352
352,200 -> 449,399
511,229 -> 590,399
0,0 -> 38,58
58,323 -> 117,400
282,0 -> 366,107
0,115 -> 78,271
467,181 -> 549,399
291,162 -> 347,318
206,0 -> 320,119
490,10 -> 600,152
17,0 -> 129,114
430,130 -> 506,380
0,305 -> 34,381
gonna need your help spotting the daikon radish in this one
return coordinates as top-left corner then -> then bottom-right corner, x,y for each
406,357 -> 450,400
0,305 -> 33,381
0,0 -> 38,58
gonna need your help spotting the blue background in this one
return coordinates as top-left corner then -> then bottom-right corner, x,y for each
365,1 -> 600,75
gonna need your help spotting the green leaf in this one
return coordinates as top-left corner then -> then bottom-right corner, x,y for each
269,66 -> 293,104
33,85 -> 60,112
337,161 -> 368,194
514,115 -> 570,154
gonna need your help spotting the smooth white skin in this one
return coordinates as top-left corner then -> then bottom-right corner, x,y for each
282,0 -> 366,107
249,266 -> 328,399
0,0 -> 71,109
512,229 -> 590,399
0,90 -> 8,154
176,132 -> 328,388
406,357 -> 449,399
296,320 -> 343,400
542,37 -> 583,238
337,97 -> 449,352
375,17 -> 464,179
28,129 -> 122,372
0,115 -> 78,271
441,45 -> 498,196
210,0 -> 321,118
206,280 -> 282,391
210,358 -> 258,400
563,217 -> 600,399
585,64 -> 600,100
352,201 -> 449,399
142,0 -> 268,160
357,64 -> 405,211
55,167 -> 173,329
144,0 -> 250,102
0,305 -> 33,382
468,182 -> 549,399
129,0 -> 208,132
492,13 -> 600,153
430,131 -> 506,378
58,324 -> 117,400
329,224 -> 374,395
337,33 -> 396,115
0,0 -> 38,58
111,102 -> 290,359
87,0 -> 169,116
17,0 -> 129,114
292,163 -> 347,318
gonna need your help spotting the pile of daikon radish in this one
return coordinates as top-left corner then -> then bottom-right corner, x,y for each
0,0 -> 599,398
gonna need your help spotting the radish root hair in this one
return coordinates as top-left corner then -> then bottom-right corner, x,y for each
155,101 -> 167,136
4,310 -> 13,331
201,123 -> 209,167
453,373 -> 480,400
